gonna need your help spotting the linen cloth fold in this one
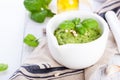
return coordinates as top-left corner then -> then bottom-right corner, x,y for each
9,0 -> 120,80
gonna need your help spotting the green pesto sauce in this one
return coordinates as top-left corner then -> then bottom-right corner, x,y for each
54,18 -> 102,45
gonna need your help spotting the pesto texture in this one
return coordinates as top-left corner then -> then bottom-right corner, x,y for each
54,18 -> 102,45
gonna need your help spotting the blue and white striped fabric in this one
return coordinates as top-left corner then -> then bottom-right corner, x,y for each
10,38 -> 84,80
96,0 -> 120,20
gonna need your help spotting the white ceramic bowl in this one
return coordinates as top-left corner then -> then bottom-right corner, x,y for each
46,11 -> 109,69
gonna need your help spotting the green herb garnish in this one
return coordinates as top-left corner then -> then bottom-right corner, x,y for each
75,23 -> 86,34
54,18 -> 102,45
24,0 -> 55,23
59,20 -> 75,30
0,63 -> 8,72
72,18 -> 81,25
82,18 -> 99,29
23,34 -> 39,47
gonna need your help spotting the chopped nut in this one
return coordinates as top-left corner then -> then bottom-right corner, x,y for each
65,29 -> 69,33
70,30 -> 74,32
70,30 -> 78,37
74,33 -> 78,37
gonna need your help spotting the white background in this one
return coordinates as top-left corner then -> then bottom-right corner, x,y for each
0,0 -> 25,79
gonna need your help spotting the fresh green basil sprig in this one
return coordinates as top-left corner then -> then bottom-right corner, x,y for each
24,0 -> 55,23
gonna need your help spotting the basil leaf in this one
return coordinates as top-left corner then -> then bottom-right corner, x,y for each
82,18 -> 99,29
72,18 -> 81,25
0,63 -> 8,72
75,23 -> 86,34
59,21 -> 75,30
24,0 -> 55,23
31,10 -> 47,23
24,34 -> 39,47
24,0 -> 42,12
46,9 -> 55,17
45,0 -> 52,5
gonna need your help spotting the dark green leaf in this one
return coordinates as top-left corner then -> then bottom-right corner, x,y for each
45,0 -> 52,5
59,21 -> 75,30
82,18 -> 99,29
24,0 -> 55,23
46,9 -> 55,17
72,18 -> 81,25
75,23 -> 86,34
24,0 -> 52,12
24,0 -> 42,12
31,10 -> 47,23
24,34 -> 39,47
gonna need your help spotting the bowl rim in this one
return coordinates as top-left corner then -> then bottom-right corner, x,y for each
46,11 -> 109,48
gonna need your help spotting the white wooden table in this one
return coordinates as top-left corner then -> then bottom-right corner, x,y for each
0,0 -> 25,80
0,0 -> 120,80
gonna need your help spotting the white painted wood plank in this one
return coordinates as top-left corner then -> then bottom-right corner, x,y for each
21,13 -> 50,63
0,0 -> 25,80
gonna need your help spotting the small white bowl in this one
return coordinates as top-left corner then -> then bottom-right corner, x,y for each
46,11 -> 109,69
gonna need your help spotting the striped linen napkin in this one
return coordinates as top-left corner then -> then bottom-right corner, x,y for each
9,0 -> 120,80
